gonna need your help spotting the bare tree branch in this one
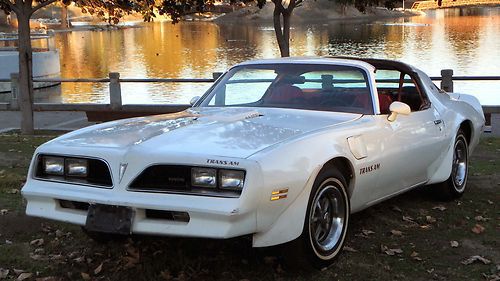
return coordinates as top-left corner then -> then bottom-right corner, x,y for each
30,0 -> 57,14
0,0 -> 20,14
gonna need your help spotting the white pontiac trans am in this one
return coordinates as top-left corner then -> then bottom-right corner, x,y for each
22,57 -> 485,267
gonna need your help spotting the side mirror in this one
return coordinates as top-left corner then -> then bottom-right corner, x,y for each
190,96 -> 200,106
387,101 -> 411,122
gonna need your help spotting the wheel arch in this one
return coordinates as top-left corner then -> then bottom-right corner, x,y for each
428,120 -> 471,185
320,157 -> 355,198
459,119 -> 473,145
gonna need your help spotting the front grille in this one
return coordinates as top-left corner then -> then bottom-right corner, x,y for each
129,165 -> 191,191
128,165 -> 243,198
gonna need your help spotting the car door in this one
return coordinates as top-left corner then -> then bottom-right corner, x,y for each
370,72 -> 447,199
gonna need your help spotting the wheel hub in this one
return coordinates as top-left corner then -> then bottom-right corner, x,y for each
310,184 -> 346,252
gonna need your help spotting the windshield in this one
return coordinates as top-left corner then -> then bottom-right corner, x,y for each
197,64 -> 373,114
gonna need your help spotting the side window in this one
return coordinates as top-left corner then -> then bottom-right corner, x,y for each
375,70 -> 429,112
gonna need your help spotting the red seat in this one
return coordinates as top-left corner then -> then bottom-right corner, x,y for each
353,93 -> 393,114
378,94 -> 393,114
267,85 -> 304,103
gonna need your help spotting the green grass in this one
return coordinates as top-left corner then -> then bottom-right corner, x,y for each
0,132 -> 498,281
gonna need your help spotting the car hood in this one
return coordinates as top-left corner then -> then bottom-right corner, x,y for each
53,107 -> 361,159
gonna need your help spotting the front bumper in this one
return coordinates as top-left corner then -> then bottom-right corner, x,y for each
23,179 -> 258,238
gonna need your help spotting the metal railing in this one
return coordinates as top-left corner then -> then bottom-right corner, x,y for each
0,70 -> 499,133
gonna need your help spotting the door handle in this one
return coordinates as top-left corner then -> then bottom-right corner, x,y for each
434,119 -> 443,125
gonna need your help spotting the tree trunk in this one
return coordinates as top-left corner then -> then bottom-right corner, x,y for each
17,13 -> 35,135
282,11 -> 291,57
61,4 -> 70,28
273,7 -> 290,57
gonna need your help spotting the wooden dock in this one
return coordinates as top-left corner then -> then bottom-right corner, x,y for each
411,0 -> 500,10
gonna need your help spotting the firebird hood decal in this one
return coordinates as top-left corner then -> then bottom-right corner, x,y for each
55,107 -> 361,158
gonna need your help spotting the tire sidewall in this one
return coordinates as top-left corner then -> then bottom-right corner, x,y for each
450,132 -> 468,195
303,168 -> 350,267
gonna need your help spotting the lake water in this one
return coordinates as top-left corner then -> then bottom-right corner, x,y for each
37,7 -> 500,105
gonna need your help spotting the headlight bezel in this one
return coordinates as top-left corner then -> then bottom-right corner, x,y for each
190,167 -> 246,193
34,154 -> 113,188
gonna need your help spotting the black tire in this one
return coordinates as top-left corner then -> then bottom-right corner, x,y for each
284,167 -> 350,269
81,227 -> 127,243
435,130 -> 469,201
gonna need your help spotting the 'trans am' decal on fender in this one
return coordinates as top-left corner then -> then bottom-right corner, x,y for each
360,163 -> 381,175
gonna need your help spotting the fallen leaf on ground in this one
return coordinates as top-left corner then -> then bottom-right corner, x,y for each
471,224 -> 485,234
362,229 -> 375,236
420,224 -> 432,229
481,273 -> 500,281
17,273 -> 32,281
94,263 -> 103,275
487,200 -> 493,205
432,205 -> 447,211
391,206 -> 402,213
381,245 -> 403,256
0,209 -> 7,215
160,270 -> 172,280
343,246 -> 358,253
81,273 -> 90,280
474,215 -> 489,222
390,230 -> 403,236
49,254 -> 63,261
35,277 -> 60,281
29,254 -> 44,261
426,215 -> 437,223
6,189 -> 19,194
461,255 -> 491,265
30,238 -> 44,247
0,269 -> 9,279
450,241 -> 459,248
402,216 -> 416,223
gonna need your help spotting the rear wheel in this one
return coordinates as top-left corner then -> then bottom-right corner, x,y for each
285,167 -> 350,269
435,130 -> 469,200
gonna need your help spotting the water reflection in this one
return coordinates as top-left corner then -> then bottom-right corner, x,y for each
38,7 -> 500,105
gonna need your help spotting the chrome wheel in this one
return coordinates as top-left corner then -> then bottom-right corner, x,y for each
452,137 -> 468,192
309,178 -> 347,258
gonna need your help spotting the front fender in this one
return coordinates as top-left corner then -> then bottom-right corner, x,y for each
252,165 -> 321,247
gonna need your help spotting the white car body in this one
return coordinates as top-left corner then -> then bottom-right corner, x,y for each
22,57 -> 484,250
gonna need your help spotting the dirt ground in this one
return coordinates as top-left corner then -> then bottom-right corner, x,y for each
0,133 -> 498,281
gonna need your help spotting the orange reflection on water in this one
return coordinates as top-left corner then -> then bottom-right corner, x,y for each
47,7 -> 499,105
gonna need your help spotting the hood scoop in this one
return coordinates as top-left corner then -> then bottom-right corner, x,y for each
202,110 -> 263,123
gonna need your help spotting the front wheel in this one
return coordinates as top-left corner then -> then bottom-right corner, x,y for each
285,168 -> 350,269
435,130 -> 469,200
